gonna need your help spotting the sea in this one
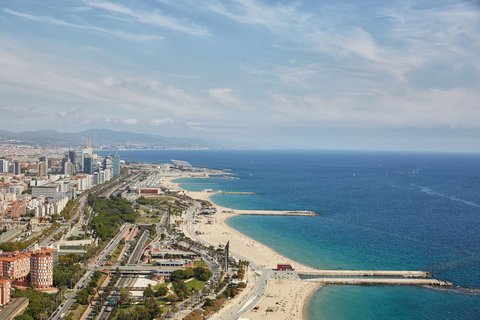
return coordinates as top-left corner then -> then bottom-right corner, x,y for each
97,150 -> 480,319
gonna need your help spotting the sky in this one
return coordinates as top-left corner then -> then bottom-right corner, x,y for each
0,0 -> 479,151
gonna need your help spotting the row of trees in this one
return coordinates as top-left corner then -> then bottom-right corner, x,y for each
89,195 -> 138,240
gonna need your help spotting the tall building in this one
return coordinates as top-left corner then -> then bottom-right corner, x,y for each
0,279 -> 10,306
113,152 -> 120,177
37,161 -> 46,177
224,241 -> 229,272
30,249 -> 54,289
39,156 -> 49,173
13,160 -> 21,175
68,150 -> 76,166
83,155 -> 93,174
63,161 -> 75,176
0,159 -> 9,173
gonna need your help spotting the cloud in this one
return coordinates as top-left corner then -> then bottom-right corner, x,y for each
0,41 -> 217,127
122,118 -> 139,125
208,88 -> 243,108
150,118 -> 174,126
3,8 -> 163,41
267,87 -> 480,128
208,0 -> 309,35
85,0 -> 209,36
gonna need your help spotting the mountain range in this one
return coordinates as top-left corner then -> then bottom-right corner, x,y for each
0,129 -> 215,149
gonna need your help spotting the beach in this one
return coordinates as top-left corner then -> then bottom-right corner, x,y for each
163,176 -> 320,320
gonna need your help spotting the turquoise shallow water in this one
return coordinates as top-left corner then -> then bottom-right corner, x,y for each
101,150 -> 480,319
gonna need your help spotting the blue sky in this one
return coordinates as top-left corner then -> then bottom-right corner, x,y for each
1,0 -> 479,151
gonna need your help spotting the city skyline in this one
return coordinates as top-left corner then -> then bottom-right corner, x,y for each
1,0 -> 479,152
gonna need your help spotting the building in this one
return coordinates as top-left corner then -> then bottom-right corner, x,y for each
113,152 -> 120,177
37,161 -> 46,177
83,155 -> 93,174
224,241 -> 229,271
68,150 -> 76,167
30,248 -> 54,289
63,161 -> 75,176
139,188 -> 162,196
39,156 -> 49,173
0,159 -> 9,173
13,160 -> 20,176
5,200 -> 27,219
31,185 -> 60,199
0,251 -> 31,281
276,264 -> 294,271
0,279 -> 10,306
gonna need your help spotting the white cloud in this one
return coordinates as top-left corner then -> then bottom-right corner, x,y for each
208,88 -> 243,108
150,118 -> 174,126
267,87 -> 480,128
85,0 -> 209,36
122,118 -> 139,125
3,8 -> 163,42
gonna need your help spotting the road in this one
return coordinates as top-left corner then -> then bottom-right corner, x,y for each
128,229 -> 149,264
49,224 -> 131,320
179,201 -> 271,320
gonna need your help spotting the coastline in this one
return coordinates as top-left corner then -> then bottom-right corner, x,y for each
163,176 -> 320,320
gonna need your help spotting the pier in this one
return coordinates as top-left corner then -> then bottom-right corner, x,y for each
233,210 -> 317,216
297,269 -> 453,287
303,277 -> 453,286
217,191 -> 256,195
298,270 -> 429,278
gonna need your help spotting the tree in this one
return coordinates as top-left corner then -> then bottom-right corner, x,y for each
116,310 -> 131,320
144,297 -> 161,318
76,288 -> 90,305
172,280 -> 188,299
14,314 -> 34,320
155,286 -> 168,297
143,284 -> 155,298
194,267 -> 212,281
120,288 -> 132,305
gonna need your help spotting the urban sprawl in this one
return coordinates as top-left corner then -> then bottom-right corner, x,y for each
0,141 -> 244,320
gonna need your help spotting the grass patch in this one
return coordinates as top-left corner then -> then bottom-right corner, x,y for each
194,260 -> 208,268
185,279 -> 206,292
108,242 -> 125,264
67,303 -> 87,319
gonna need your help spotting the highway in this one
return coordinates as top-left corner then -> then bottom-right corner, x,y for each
128,229 -> 149,264
49,224 -> 130,320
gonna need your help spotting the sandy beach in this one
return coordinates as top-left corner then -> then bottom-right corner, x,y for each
162,175 -> 320,320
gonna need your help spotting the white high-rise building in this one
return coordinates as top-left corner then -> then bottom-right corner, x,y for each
0,159 -> 9,173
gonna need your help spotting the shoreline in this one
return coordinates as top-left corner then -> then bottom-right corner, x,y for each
163,175 -> 320,320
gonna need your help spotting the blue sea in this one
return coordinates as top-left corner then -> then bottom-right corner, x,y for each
97,150 -> 480,319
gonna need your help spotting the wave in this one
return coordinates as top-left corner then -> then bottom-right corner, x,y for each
415,185 -> 480,209
424,285 -> 480,296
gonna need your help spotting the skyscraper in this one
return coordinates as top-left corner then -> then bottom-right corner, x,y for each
37,161 -> 46,177
63,161 -> 75,175
39,156 -> 49,173
68,150 -> 76,167
224,241 -> 229,271
13,160 -> 21,175
0,159 -> 9,173
113,151 -> 120,177
83,154 -> 93,174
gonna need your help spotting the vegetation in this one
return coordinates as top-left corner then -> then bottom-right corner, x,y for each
185,279 -> 206,292
89,194 -> 138,240
53,254 -> 84,288
12,289 -> 57,320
